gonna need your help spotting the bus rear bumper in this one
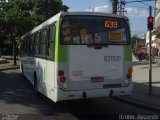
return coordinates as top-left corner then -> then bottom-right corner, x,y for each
56,83 -> 133,102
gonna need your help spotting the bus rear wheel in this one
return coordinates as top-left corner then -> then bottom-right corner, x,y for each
21,65 -> 25,78
34,73 -> 39,96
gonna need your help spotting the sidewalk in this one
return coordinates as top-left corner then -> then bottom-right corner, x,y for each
0,58 -> 7,64
0,57 -> 19,71
115,82 -> 160,112
155,57 -> 160,65
115,55 -> 160,112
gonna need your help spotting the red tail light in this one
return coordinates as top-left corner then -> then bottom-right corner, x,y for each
58,70 -> 66,84
126,73 -> 131,79
128,67 -> 132,74
126,67 -> 132,79
60,76 -> 66,83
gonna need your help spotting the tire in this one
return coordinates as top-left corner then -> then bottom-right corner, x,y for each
34,73 -> 39,96
21,65 -> 25,78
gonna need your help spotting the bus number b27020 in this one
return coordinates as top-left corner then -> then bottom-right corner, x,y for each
104,56 -> 121,61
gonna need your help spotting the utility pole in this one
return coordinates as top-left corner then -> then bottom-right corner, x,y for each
13,39 -> 17,66
148,6 -> 153,96
112,0 -> 118,14
119,0 -> 122,15
117,0 -> 127,15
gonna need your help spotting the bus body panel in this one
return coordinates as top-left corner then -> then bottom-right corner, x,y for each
55,83 -> 133,102
21,57 -> 57,101
69,45 -> 123,81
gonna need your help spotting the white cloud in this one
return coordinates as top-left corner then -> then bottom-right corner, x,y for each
86,5 -> 148,17
126,7 -> 148,17
86,5 -> 111,13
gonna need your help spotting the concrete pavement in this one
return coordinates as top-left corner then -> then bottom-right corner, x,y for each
0,58 -> 7,64
115,55 -> 160,112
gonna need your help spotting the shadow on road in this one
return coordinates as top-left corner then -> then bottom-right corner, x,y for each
119,82 -> 160,112
0,69 -> 119,119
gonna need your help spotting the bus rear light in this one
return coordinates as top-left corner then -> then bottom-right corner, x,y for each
59,76 -> 66,83
128,67 -> 132,74
58,70 -> 64,76
126,73 -> 131,79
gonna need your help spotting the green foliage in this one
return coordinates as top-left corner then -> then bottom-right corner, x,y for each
0,0 -> 69,45
32,0 -> 69,26
61,5 -> 69,12
0,0 -> 68,61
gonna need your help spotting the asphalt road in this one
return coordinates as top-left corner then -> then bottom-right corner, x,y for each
0,61 -> 158,120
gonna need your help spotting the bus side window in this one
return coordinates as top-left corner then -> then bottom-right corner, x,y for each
26,36 -> 30,55
24,37 -> 27,55
40,29 -> 48,58
31,35 -> 35,56
48,25 -> 55,60
35,32 -> 40,56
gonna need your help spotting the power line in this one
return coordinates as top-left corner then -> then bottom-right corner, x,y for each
126,0 -> 155,8
109,0 -> 155,15
126,0 -> 154,3
126,4 -> 148,9
138,1 -> 155,9
139,1 -> 150,6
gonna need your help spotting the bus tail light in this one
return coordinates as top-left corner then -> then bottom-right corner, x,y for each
58,70 -> 65,83
126,67 -> 132,79
128,67 -> 132,74
58,70 -> 67,88
60,76 -> 66,83
126,73 -> 131,79
122,67 -> 132,87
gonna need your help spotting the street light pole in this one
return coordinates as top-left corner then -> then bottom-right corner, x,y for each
112,0 -> 118,14
149,6 -> 152,96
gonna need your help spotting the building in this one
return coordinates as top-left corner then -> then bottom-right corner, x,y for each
145,31 -> 157,48
155,0 -> 160,49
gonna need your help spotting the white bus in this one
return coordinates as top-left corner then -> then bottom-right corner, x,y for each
20,12 -> 133,102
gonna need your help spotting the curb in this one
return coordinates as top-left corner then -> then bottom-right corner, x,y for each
0,59 -> 7,64
112,96 -> 160,113
155,58 -> 160,64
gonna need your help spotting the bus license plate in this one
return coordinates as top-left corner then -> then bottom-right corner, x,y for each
91,77 -> 104,83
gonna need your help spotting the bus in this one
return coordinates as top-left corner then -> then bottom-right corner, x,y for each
20,12 -> 133,102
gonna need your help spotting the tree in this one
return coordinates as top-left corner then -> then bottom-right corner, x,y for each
32,0 -> 69,26
61,5 -> 69,12
0,0 -> 69,65
0,0 -> 35,64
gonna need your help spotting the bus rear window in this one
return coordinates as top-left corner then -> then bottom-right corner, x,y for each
60,16 -> 130,45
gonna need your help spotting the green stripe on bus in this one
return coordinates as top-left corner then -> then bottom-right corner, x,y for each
55,20 -> 67,62
125,45 -> 132,61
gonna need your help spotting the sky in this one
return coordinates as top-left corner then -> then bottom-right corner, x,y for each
62,0 -> 155,38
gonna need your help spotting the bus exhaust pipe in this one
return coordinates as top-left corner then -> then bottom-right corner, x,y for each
83,91 -> 86,99
110,90 -> 114,97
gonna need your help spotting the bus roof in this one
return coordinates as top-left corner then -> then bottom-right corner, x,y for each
22,12 -> 129,38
